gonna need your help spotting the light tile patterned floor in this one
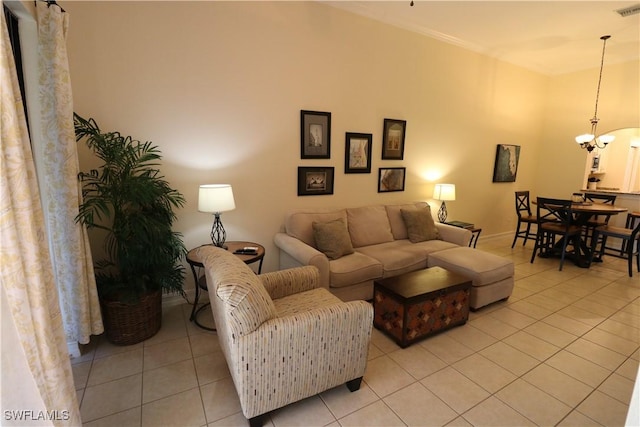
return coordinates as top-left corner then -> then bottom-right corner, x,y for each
73,235 -> 640,426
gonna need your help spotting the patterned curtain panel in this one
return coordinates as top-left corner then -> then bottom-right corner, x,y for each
0,8 -> 80,426
35,1 -> 103,345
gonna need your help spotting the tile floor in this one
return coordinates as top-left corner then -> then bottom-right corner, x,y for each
72,234 -> 640,426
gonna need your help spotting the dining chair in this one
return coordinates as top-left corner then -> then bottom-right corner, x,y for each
530,197 -> 583,271
582,193 -> 617,246
511,191 -> 537,248
620,211 -> 640,256
589,214 -> 640,277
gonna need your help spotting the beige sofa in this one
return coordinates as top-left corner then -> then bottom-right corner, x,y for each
198,245 -> 373,427
274,202 -> 514,309
275,202 -> 470,301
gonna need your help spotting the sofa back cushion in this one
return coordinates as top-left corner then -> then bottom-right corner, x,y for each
199,246 -> 276,337
386,202 -> 430,240
347,205 -> 394,248
285,209 -> 347,247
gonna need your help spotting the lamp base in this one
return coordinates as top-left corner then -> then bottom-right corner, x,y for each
437,201 -> 448,223
210,213 -> 228,249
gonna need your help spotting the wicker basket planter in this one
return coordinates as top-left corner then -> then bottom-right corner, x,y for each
101,290 -> 162,345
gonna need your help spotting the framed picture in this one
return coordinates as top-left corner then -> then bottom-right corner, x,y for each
378,167 -> 406,192
492,144 -> 521,182
297,167 -> 334,196
381,118 -> 406,160
301,110 -> 331,159
344,132 -> 372,174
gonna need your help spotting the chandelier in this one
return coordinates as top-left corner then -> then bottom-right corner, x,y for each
575,35 -> 615,152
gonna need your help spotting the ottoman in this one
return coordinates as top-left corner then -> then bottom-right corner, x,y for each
427,247 -> 514,310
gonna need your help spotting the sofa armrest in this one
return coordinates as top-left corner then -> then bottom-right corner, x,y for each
231,300 -> 373,418
435,223 -> 472,246
259,266 -> 320,300
274,232 -> 330,288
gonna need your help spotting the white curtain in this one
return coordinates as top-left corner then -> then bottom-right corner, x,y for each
0,5 -> 80,425
35,1 -> 103,345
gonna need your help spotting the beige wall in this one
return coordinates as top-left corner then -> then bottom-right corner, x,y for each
63,1 -> 638,294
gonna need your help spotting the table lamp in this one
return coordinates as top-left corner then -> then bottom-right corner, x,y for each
433,183 -> 455,223
198,184 -> 236,249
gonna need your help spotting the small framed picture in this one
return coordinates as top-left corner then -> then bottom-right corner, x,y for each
378,167 -> 406,192
381,118 -> 406,160
297,167 -> 334,196
301,110 -> 331,159
492,144 -> 521,182
344,132 -> 372,174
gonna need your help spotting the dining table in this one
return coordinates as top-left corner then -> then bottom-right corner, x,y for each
533,201 -> 628,268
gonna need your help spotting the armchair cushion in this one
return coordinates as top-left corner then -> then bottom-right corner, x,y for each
312,218 -> 354,260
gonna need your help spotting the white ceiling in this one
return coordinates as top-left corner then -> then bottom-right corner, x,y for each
323,1 -> 640,75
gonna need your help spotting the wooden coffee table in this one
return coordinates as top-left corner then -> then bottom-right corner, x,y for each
373,267 -> 471,348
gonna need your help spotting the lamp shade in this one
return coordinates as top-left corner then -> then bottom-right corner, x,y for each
433,183 -> 456,201
198,184 -> 236,213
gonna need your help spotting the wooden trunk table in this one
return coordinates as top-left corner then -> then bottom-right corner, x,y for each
373,267 -> 471,348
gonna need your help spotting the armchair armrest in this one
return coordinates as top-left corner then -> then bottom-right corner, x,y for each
435,223 -> 472,246
274,232 -> 330,288
259,266 -> 320,300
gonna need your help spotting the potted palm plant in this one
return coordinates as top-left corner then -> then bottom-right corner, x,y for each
74,113 -> 186,345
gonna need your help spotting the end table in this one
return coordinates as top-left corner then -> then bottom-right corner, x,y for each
186,241 -> 265,330
444,220 -> 482,248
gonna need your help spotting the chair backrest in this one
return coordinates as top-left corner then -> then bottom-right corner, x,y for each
536,197 -> 574,227
626,212 -> 640,229
515,191 -> 532,217
584,193 -> 617,205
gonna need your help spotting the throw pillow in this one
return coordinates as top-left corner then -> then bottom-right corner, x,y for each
400,206 -> 441,243
312,218 -> 354,260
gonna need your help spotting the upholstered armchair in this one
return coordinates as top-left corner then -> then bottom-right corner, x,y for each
198,246 -> 373,427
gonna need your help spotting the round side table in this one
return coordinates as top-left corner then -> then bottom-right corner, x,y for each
186,241 -> 265,330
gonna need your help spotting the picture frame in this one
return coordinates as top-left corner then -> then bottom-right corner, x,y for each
297,167 -> 334,196
378,167 -> 406,192
344,132 -> 373,174
301,110 -> 331,159
492,144 -> 521,183
381,118 -> 406,160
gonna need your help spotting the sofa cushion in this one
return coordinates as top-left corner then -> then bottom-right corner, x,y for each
357,241 -> 427,277
313,218 -> 354,260
347,205 -> 394,248
386,202 -> 428,240
204,248 -> 277,337
328,252 -> 383,288
401,206 -> 440,243
285,209 -> 347,247
427,247 -> 514,287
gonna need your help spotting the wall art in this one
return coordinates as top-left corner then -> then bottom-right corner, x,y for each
378,167 -> 406,192
301,110 -> 331,159
344,132 -> 372,174
297,167 -> 334,196
492,144 -> 520,182
381,118 -> 406,160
